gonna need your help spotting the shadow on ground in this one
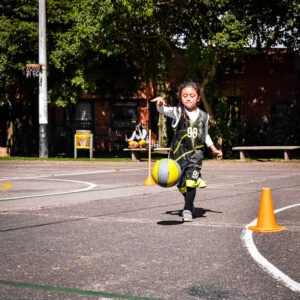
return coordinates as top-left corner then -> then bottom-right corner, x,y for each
157,208 -> 222,225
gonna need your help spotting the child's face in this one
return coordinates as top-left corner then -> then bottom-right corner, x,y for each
180,86 -> 200,112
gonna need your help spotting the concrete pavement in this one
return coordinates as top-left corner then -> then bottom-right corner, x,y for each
0,160 -> 299,299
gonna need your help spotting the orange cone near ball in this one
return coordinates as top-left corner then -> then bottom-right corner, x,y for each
248,188 -> 286,232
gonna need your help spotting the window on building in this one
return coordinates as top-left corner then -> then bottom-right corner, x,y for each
112,101 -> 139,151
75,101 -> 93,129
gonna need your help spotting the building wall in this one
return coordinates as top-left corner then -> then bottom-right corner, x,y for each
242,53 -> 300,145
243,53 -> 298,124
93,97 -> 148,151
51,51 -> 300,155
94,99 -> 112,151
219,52 -> 300,146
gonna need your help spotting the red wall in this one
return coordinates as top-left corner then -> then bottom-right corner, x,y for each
242,53 -> 298,124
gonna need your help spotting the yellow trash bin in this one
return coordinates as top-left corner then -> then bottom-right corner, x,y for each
74,130 -> 93,158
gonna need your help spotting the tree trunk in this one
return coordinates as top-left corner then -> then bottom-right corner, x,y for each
200,89 -> 215,119
200,55 -> 218,121
158,113 -> 168,147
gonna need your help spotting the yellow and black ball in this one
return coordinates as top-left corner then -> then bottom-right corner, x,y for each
151,159 -> 182,187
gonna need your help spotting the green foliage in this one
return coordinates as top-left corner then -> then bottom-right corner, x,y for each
0,0 -> 38,105
212,13 -> 249,52
0,0 -> 299,148
1,1 -> 299,107
212,96 -> 242,157
47,0 -> 170,105
230,0 -> 300,50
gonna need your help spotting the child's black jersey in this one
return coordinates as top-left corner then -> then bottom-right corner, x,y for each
170,109 -> 208,169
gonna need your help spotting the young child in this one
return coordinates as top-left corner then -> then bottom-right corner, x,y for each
126,123 -> 148,148
151,81 -> 222,222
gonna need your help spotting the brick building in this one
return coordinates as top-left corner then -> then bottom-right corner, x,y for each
34,51 -> 300,156
220,52 -> 300,146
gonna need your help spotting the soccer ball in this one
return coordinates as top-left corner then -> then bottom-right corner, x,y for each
151,159 -> 182,187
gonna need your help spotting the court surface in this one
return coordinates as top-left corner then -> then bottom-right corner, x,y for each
0,160 -> 299,299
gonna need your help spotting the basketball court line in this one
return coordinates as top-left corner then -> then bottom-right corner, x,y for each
0,178 -> 96,201
242,203 -> 300,293
206,173 -> 300,188
0,168 -> 147,181
0,170 -> 298,208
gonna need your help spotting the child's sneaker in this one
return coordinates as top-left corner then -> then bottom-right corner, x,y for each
182,210 -> 193,222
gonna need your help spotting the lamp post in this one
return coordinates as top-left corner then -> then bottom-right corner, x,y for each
25,0 -> 48,157
38,0 -> 48,158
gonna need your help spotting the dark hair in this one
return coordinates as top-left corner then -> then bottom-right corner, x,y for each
177,80 -> 201,99
176,81 -> 202,122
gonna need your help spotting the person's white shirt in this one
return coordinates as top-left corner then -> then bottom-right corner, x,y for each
128,126 -> 148,141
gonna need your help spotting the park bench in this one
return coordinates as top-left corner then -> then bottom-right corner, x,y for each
124,147 -> 170,161
232,146 -> 300,161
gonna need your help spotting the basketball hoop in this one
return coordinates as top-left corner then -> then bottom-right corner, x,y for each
26,64 -> 42,78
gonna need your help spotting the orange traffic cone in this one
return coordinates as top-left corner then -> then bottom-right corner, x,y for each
248,188 -> 286,232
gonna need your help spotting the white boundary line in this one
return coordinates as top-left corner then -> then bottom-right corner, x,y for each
0,178 -> 96,201
242,203 -> 300,292
0,167 -> 156,202
0,168 -> 147,181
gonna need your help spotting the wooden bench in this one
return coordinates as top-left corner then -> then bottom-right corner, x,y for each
123,148 -> 148,161
124,147 -> 170,161
153,147 -> 170,153
232,146 -> 300,161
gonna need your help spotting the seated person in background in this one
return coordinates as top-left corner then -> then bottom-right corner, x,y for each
126,123 -> 148,148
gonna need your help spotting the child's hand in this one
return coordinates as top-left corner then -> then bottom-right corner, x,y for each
213,149 -> 223,159
210,145 -> 223,159
150,97 -> 166,107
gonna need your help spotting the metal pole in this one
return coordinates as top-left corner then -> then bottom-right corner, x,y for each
39,0 -> 48,157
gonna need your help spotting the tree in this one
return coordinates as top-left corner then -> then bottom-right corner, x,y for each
149,0 -> 299,151
0,0 -> 38,106
0,0 -> 299,152
49,0 -> 172,105
2,1 -> 299,108
150,0 -> 299,112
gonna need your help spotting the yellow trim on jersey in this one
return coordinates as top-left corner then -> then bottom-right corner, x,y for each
175,149 -> 194,162
186,179 -> 207,188
179,186 -> 187,194
186,179 -> 199,188
173,132 -> 188,154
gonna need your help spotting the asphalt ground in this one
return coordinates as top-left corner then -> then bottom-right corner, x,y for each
0,160 -> 299,300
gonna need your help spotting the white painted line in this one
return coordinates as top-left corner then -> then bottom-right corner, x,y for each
48,168 -> 147,177
0,168 -> 147,181
208,173 -> 300,188
242,203 -> 300,292
0,178 -> 96,201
